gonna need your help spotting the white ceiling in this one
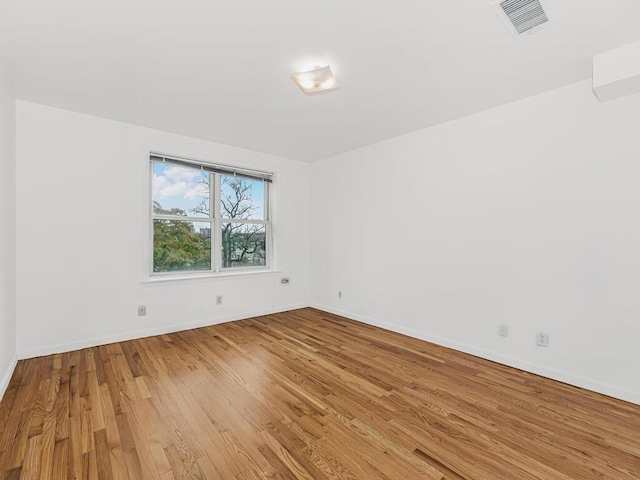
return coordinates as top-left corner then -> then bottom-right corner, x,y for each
1,0 -> 640,162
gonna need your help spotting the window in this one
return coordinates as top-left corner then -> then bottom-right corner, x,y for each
150,154 -> 272,275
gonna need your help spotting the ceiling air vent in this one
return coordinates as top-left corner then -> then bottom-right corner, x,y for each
494,0 -> 552,37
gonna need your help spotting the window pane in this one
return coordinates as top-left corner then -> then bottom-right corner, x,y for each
220,175 -> 265,220
221,223 -> 266,268
153,220 -> 211,272
152,162 -> 210,217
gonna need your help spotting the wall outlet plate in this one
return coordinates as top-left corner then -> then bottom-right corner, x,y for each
536,332 -> 549,347
498,325 -> 509,337
138,305 -> 146,316
216,295 -> 223,305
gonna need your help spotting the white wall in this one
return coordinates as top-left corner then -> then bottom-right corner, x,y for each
0,72 -> 17,398
311,79 -> 640,404
16,101 -> 310,357
13,79 -> 640,406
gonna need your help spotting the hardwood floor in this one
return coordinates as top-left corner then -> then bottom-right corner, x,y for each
1,308 -> 639,479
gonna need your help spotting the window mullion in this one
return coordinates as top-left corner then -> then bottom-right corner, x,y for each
221,219 -> 266,225
266,182 -> 272,269
208,172 -> 214,273
213,173 -> 222,273
149,161 -> 155,275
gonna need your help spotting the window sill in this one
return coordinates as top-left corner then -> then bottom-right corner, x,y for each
142,269 -> 281,286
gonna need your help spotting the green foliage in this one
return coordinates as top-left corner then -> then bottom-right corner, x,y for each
153,201 -> 211,272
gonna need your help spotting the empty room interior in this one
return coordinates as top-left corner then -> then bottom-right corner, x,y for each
2,0 -> 640,478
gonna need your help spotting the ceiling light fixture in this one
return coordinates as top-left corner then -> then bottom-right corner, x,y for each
291,65 -> 339,94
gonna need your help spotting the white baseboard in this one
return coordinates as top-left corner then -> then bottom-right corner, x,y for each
310,303 -> 640,406
0,354 -> 18,403
18,303 -> 309,360
15,301 -> 640,407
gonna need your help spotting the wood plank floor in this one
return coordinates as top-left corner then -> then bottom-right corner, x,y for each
1,308 -> 639,479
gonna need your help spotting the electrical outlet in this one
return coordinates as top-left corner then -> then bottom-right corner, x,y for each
536,332 -> 549,347
498,325 -> 509,337
216,295 -> 223,305
338,291 -> 342,299
138,305 -> 146,316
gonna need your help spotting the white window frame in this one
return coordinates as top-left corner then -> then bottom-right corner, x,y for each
149,153 -> 273,277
